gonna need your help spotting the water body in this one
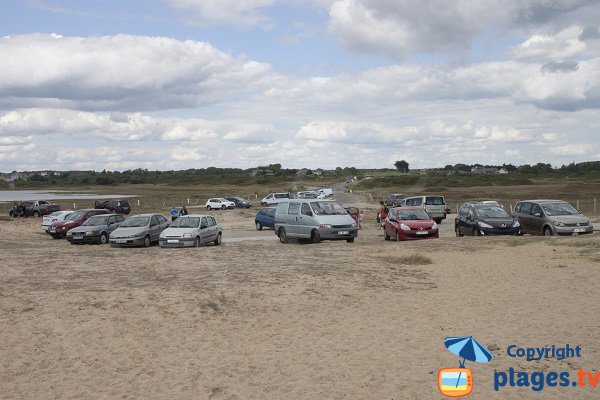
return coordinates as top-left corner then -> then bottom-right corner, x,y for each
0,190 -> 135,203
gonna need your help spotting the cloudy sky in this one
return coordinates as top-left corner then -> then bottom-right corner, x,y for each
1,0 -> 599,171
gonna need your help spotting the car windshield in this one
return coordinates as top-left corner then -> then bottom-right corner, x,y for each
397,209 -> 430,220
170,217 -> 200,228
67,211 -> 86,220
310,201 -> 347,216
475,206 -> 510,218
82,215 -> 109,226
120,216 -> 149,227
541,202 -> 580,216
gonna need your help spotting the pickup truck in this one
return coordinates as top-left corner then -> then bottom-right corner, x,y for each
9,200 -> 61,217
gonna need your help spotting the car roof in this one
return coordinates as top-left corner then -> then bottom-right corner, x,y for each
129,213 -> 159,217
519,199 -> 566,203
393,206 -> 426,210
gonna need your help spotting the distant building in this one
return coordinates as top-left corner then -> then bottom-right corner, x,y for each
471,166 -> 499,175
296,169 -> 308,176
314,168 -> 324,176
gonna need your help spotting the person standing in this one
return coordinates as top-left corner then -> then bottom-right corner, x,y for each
378,200 -> 388,229
180,206 -> 188,216
170,206 -> 179,222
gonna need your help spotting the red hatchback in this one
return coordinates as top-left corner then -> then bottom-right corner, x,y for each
384,207 -> 439,241
48,208 -> 110,239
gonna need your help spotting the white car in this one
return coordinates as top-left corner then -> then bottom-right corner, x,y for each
41,210 -> 73,233
260,192 -> 291,206
159,214 -> 222,248
205,198 -> 235,210
318,188 -> 333,197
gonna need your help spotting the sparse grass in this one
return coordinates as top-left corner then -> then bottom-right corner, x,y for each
380,254 -> 433,265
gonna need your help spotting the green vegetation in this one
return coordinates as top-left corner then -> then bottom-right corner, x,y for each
380,254 -> 433,265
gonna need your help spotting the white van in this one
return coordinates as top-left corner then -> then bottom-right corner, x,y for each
318,188 -> 333,197
400,195 -> 448,223
274,200 -> 357,244
260,192 -> 291,206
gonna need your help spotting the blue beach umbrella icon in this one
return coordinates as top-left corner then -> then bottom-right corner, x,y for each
444,336 -> 493,387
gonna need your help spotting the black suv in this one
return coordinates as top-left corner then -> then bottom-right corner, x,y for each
455,201 -> 521,236
384,193 -> 405,207
94,199 -> 131,214
225,196 -> 252,208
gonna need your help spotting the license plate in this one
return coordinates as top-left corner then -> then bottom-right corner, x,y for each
74,235 -> 84,240
416,231 -> 428,235
50,228 -> 56,232
338,231 -> 349,235
116,239 -> 127,243
167,239 -> 179,243
573,228 -> 585,233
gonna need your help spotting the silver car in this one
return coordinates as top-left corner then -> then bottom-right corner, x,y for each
274,200 -> 358,244
159,214 -> 222,248
109,213 -> 170,247
513,200 -> 593,236
41,211 -> 73,233
67,214 -> 125,244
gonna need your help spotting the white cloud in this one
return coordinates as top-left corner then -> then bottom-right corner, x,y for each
167,0 -> 276,27
513,26 -> 587,61
0,34 -> 272,112
550,143 -> 593,155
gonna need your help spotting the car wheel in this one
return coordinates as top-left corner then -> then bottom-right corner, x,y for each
384,229 -> 390,240
543,227 -> 553,236
144,235 -> 151,247
255,221 -> 262,230
99,232 -> 108,245
395,231 -> 401,241
434,218 -> 442,224
207,205 -> 212,210
347,238 -> 355,243
193,237 -> 199,247
33,211 -> 40,218
261,202 -> 267,207
311,230 -> 320,244
8,210 -> 13,217
214,233 -> 222,245
455,226 -> 462,237
221,205 -> 226,210
279,228 -> 288,244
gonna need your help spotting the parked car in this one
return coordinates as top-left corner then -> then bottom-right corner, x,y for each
400,195 -> 448,223
48,208 -> 110,239
94,199 -> 131,214
274,200 -> 358,244
297,191 -> 318,199
384,207 -> 439,241
41,210 -> 73,232
455,202 -> 520,236
317,188 -> 333,197
109,214 -> 170,247
255,207 -> 276,230
159,214 -> 222,247
9,200 -> 60,217
261,192 -> 291,206
205,198 -> 235,210
384,193 -> 405,207
67,214 -> 125,244
225,196 -> 252,208
512,200 -> 593,236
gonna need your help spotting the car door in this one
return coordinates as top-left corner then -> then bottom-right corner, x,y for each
199,217 -> 210,244
455,205 -> 467,235
298,202 -> 316,236
286,202 -> 301,236
386,208 -> 397,237
149,216 -> 161,241
517,202 -> 533,233
107,216 -> 118,234
466,207 -> 476,235
529,203 -> 545,234
207,216 -> 218,242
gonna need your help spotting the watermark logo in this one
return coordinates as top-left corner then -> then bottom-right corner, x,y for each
438,336 -> 494,397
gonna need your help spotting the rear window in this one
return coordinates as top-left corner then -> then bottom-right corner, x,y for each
425,197 -> 445,205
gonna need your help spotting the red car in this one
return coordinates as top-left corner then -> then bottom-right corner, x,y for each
384,206 -> 439,241
48,208 -> 110,239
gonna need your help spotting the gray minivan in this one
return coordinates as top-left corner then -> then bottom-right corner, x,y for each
274,200 -> 358,244
512,200 -> 593,236
400,195 -> 448,223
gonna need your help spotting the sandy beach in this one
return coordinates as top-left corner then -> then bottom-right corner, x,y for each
0,209 -> 598,399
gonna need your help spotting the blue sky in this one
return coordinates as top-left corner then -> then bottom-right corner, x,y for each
1,0 -> 600,171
